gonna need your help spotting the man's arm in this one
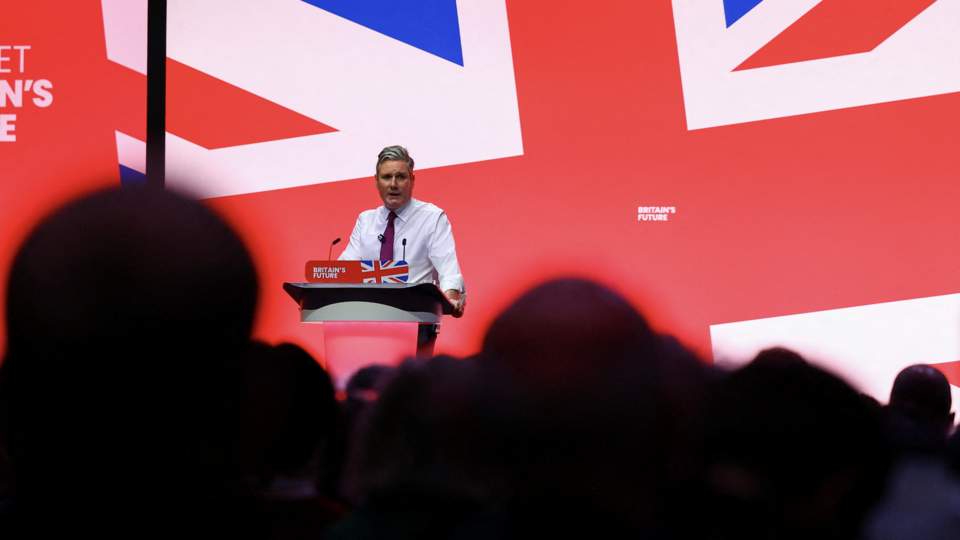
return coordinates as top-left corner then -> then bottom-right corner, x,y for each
428,212 -> 466,317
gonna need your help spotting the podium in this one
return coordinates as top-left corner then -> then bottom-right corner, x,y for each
283,282 -> 455,385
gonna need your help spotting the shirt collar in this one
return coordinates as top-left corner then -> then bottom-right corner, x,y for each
380,198 -> 417,222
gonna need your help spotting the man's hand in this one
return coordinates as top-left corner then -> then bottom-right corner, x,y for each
444,289 -> 465,318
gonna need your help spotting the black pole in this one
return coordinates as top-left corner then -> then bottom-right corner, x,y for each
146,0 -> 166,188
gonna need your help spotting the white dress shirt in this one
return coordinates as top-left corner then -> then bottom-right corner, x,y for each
339,198 -> 465,293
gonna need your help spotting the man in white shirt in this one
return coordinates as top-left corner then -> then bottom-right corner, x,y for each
339,145 -> 466,317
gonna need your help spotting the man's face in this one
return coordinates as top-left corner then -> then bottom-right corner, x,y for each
376,159 -> 415,210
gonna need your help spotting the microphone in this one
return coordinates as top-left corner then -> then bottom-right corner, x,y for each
402,238 -> 407,261
377,234 -> 385,243
328,237 -> 341,260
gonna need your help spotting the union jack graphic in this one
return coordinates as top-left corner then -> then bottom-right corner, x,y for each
672,0 -> 957,129
361,260 -> 410,284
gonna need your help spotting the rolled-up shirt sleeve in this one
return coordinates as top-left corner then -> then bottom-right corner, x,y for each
428,212 -> 465,294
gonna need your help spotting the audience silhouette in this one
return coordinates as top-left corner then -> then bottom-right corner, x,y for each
231,341 -> 345,539
0,186 -> 258,536
886,364 -> 955,455
704,347 -> 890,540
0,187 -> 957,539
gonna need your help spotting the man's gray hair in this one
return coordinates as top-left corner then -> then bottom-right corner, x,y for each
376,145 -> 415,174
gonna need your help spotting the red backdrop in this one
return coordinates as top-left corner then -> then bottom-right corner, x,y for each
4,1 -> 960,394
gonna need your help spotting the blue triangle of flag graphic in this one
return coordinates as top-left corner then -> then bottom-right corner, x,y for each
724,0 -> 764,27
303,0 -> 464,66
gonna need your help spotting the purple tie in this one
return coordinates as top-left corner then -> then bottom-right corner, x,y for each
379,211 -> 397,261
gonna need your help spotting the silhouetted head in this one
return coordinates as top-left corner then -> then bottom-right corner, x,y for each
5,187 -> 257,354
889,364 -> 954,431
705,349 -> 889,540
232,342 -> 337,491
345,364 -> 396,403
0,186 -> 258,506
478,279 -> 708,535
482,278 -> 661,390
751,346 -> 809,368
883,364 -> 955,458
345,355 -> 489,505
